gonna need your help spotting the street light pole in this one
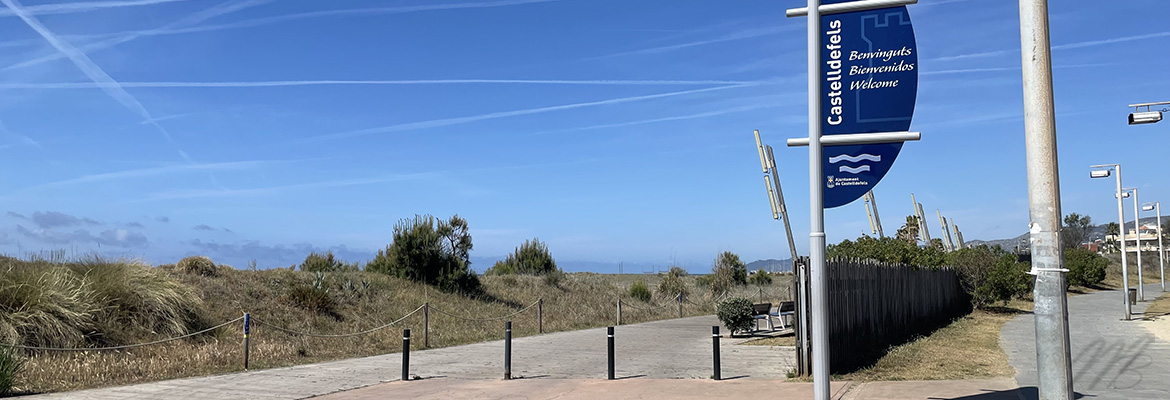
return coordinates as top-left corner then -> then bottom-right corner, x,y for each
804,0 -> 830,398
1092,164 -> 1130,320
1127,187 -> 1144,301
1143,202 -> 1165,292
1018,1 -> 1073,398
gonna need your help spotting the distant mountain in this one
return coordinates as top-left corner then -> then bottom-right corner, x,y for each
964,215 -> 1170,250
746,258 -> 794,273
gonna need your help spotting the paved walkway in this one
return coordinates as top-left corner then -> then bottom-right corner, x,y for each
33,315 -> 796,399
1001,283 -> 1170,400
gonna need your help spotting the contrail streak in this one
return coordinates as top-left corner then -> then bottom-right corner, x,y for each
298,84 -> 757,143
535,103 -> 776,135
2,0 -> 273,72
0,0 -> 185,16
0,0 -> 182,154
0,79 -> 759,89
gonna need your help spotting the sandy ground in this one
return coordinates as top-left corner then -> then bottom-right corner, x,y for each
1145,317 -> 1170,343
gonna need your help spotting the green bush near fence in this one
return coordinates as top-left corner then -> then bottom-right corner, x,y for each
629,280 -> 652,302
1064,247 -> 1107,287
716,297 -> 755,335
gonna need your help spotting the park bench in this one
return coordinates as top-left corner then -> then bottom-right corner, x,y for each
752,303 -> 775,331
771,301 -> 794,330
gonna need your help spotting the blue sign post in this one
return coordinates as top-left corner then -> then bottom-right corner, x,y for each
819,2 -> 918,208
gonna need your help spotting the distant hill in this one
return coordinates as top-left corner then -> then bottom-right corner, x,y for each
965,215 -> 1170,250
746,258 -> 794,273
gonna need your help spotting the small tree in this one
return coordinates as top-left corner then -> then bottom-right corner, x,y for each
485,238 -> 558,276
1062,213 -> 1093,249
1065,247 -> 1107,287
299,251 -> 344,272
749,268 -> 773,286
366,214 -> 480,294
896,215 -> 921,244
716,297 -> 755,336
657,266 -> 689,300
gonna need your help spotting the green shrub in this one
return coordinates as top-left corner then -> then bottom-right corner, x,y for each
299,251 -> 349,272
286,285 -> 336,317
543,269 -> 564,287
829,236 -> 946,268
486,238 -> 559,277
976,254 -> 1032,306
749,268 -> 773,286
0,344 -> 22,395
366,214 -> 481,295
1065,247 -> 1107,287
176,256 -> 218,277
709,252 -> 747,297
629,280 -> 652,302
656,267 -> 690,300
695,275 -> 713,287
716,297 -> 755,335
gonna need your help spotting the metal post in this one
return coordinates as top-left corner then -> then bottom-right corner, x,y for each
1132,188 -> 1144,301
805,0 -> 829,396
617,299 -> 623,325
538,298 -> 544,334
423,302 -> 429,348
504,321 -> 512,380
242,312 -> 250,370
1157,203 -> 1165,291
1019,1 -> 1074,398
402,329 -> 411,381
607,326 -> 615,380
1113,166 -> 1132,319
869,191 -> 884,238
712,326 -> 721,380
677,293 -> 683,318
766,146 -> 801,263
759,287 -> 765,303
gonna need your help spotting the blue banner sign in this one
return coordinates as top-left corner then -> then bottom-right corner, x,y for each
820,2 -> 917,208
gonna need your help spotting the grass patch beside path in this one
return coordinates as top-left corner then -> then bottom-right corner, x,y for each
1145,291 -> 1170,319
837,300 -> 1032,381
740,334 -> 795,347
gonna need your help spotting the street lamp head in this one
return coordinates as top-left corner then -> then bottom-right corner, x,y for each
1143,205 -> 1155,211
1117,192 -> 1131,199
1090,169 -> 1111,178
1129,110 -> 1163,125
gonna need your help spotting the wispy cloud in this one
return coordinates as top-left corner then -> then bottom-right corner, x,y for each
8,159 -> 282,194
2,0 -> 273,72
534,103 -> 778,135
929,49 -> 1015,63
921,63 -> 1115,76
50,0 -> 559,45
0,0 -> 184,17
0,0 -> 187,160
593,26 -> 795,59
1052,31 -> 1170,50
143,173 -> 437,201
0,79 -> 759,89
0,117 -> 41,149
299,84 -> 758,143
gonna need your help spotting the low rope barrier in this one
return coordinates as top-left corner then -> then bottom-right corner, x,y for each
429,300 -> 540,322
253,305 -> 424,338
1,317 -> 244,352
618,300 -> 671,311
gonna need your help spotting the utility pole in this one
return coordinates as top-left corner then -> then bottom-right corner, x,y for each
912,194 -> 931,244
1019,0 -> 1074,398
1129,188 -> 1144,301
937,210 -> 954,251
864,191 -> 885,238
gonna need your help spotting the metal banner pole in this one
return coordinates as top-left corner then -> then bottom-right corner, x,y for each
1133,189 -> 1144,301
1018,0 -> 1073,398
1158,203 -> 1165,291
805,0 -> 830,397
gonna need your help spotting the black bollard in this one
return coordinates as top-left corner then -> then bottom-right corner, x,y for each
712,326 -> 721,380
504,321 -> 512,380
607,326 -> 615,380
402,329 -> 411,381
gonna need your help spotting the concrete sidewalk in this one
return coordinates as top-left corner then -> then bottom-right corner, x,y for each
1001,283 -> 1170,400
31,315 -> 795,399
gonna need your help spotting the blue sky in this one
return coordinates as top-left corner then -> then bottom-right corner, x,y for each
0,0 -> 1167,272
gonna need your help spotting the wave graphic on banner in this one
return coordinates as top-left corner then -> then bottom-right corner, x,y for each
828,154 -> 881,163
839,165 -> 871,174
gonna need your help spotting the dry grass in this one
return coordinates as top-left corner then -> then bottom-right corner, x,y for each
836,299 -> 1032,381
740,334 -> 795,347
10,266 -> 792,394
1145,291 -> 1170,319
1101,253 -> 1165,289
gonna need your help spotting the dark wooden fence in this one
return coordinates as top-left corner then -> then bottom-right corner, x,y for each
793,257 -> 971,374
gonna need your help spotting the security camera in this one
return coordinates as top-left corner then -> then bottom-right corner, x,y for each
1129,111 -> 1163,125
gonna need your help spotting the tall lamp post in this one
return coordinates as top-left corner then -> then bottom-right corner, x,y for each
1090,164 -> 1131,319
1142,202 -> 1165,292
1125,187 -> 1144,301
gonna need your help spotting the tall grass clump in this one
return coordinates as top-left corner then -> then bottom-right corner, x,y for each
0,344 -> 22,395
177,256 -> 218,277
0,256 -> 208,348
629,280 -> 652,302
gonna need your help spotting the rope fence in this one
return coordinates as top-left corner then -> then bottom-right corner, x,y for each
0,317 -> 244,352
253,305 -> 425,338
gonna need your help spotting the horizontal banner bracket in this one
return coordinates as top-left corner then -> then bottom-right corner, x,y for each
786,0 -> 917,18
786,131 -> 920,147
